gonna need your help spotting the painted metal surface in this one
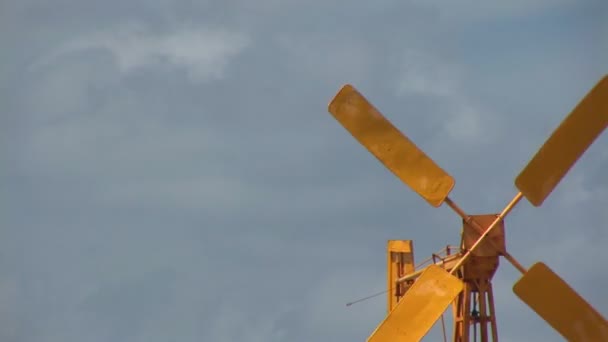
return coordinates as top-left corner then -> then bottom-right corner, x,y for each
515,75 -> 608,206
387,240 -> 415,312
513,262 -> 608,341
328,84 -> 454,207
368,265 -> 463,342
461,214 -> 505,257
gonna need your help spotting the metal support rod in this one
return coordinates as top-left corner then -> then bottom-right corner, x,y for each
449,192 -> 524,276
395,253 -> 461,283
396,268 -> 425,283
444,196 -> 527,274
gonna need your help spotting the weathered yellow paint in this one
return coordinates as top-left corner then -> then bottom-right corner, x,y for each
514,262 -> 608,341
368,265 -> 463,342
387,240 -> 413,253
328,84 -> 454,207
515,75 -> 608,206
387,240 -> 415,312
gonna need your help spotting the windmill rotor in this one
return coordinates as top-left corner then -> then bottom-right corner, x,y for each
326,75 -> 608,341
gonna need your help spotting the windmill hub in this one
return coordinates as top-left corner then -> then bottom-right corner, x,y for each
460,214 -> 505,281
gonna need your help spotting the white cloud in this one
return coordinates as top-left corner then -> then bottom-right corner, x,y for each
276,33 -> 373,85
396,50 -> 491,143
397,51 -> 462,97
35,24 -> 250,82
20,24 -> 250,127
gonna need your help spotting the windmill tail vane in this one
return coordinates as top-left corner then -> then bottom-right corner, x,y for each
325,75 -> 608,341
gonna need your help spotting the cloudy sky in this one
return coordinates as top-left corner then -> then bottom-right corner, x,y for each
1,0 -> 607,341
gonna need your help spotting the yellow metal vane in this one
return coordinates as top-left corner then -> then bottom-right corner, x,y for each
328,85 -> 454,207
516,75 -> 608,206
514,262 -> 608,341
367,265 -> 463,342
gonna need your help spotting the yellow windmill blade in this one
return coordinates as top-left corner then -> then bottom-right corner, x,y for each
515,75 -> 608,206
328,84 -> 454,207
511,75 -> 608,339
367,265 -> 463,342
513,262 -> 608,341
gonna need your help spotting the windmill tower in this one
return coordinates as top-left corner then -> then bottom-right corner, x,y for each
386,221 -> 503,342
326,76 -> 608,341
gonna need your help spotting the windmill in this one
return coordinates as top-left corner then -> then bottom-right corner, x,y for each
326,75 -> 608,341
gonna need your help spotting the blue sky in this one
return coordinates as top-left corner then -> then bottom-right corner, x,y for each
1,0 -> 607,341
